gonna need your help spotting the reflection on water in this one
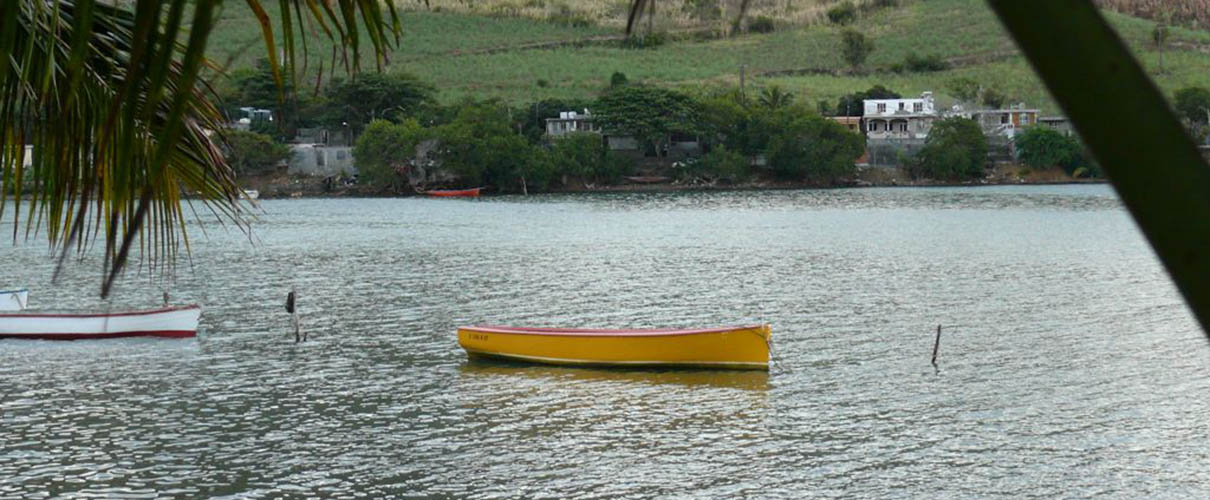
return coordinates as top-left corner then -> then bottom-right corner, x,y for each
459,359 -> 772,391
2,185 -> 1208,498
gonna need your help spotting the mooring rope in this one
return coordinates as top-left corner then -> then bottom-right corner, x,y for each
762,330 -> 790,376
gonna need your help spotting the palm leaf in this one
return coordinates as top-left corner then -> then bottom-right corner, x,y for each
986,1 -> 1210,337
0,0 -> 399,297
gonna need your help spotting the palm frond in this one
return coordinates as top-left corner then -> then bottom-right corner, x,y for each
986,0 -> 1210,337
0,0 -> 400,297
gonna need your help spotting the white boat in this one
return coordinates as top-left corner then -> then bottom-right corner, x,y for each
0,288 -> 28,311
243,189 -> 259,200
0,305 -> 201,340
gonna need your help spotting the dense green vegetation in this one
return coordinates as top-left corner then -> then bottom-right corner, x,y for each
909,117 -> 987,181
1013,127 -> 1100,178
346,83 -> 865,193
221,130 -> 293,176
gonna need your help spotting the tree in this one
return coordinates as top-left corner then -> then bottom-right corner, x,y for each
353,119 -> 427,191
835,85 -> 900,117
434,102 -> 546,193
1173,87 -> 1210,124
610,71 -> 630,87
946,78 -> 981,104
981,87 -> 1007,109
323,73 -> 435,136
550,133 -> 629,184
1014,126 -> 1084,171
758,86 -> 795,110
695,145 -> 750,183
765,108 -> 865,183
0,0 -> 397,296
841,29 -> 875,71
222,130 -> 292,177
911,117 -> 987,180
593,85 -> 699,156
697,93 -> 755,154
827,2 -> 857,25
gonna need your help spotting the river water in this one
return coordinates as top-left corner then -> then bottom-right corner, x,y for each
1,185 -> 1206,498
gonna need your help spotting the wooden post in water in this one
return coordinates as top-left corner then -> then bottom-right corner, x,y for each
931,324 -> 942,369
286,288 -> 304,343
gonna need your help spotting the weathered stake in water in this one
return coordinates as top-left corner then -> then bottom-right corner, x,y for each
931,324 -> 942,370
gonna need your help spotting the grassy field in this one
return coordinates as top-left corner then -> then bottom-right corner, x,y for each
207,0 -> 1210,114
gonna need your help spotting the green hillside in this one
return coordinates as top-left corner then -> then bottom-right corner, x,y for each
208,0 -> 1210,114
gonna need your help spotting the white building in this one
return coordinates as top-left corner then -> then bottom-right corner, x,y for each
289,144 -> 355,177
863,91 -> 937,139
545,110 -> 600,137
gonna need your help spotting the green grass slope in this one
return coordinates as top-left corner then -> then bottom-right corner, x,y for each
207,0 -> 1210,114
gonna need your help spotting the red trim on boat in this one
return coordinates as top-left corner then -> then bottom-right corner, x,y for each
0,304 -> 200,319
0,330 -> 196,341
461,324 -> 766,337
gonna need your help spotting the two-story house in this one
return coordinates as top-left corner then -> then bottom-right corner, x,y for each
862,92 -> 937,140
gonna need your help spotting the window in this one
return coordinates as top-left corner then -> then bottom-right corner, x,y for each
877,103 -> 886,113
1000,114 -> 1009,125
913,102 -> 923,113
898,102 -> 905,111
897,121 -> 908,132
1021,114 -> 1031,125
867,121 -> 877,132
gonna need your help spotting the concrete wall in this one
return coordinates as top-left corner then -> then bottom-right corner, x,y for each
289,144 -> 356,177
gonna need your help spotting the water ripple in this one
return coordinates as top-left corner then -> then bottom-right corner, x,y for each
0,185 -> 1205,498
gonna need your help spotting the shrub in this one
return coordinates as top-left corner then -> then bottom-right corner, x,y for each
766,110 -> 864,183
981,88 -> 1007,109
862,0 -> 897,11
1014,126 -> 1081,170
222,130 -> 292,176
353,119 -> 426,190
840,29 -> 874,70
620,32 -> 667,49
1014,126 -> 1103,177
827,2 -> 857,25
610,71 -> 629,87
1174,86 -> 1210,124
946,77 -> 980,103
549,132 -> 608,182
536,79 -> 550,88
892,52 -> 950,73
698,146 -> 750,183
911,117 -> 987,180
747,16 -> 776,34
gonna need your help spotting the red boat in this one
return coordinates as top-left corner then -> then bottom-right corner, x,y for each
424,187 -> 481,197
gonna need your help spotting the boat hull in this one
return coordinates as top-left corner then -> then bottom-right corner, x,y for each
458,324 -> 770,370
0,289 -> 28,311
0,305 -> 201,340
425,188 -> 481,197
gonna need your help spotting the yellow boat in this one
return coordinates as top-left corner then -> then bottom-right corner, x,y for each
457,324 -> 771,370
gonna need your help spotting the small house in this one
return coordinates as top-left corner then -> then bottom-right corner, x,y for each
545,110 -> 600,137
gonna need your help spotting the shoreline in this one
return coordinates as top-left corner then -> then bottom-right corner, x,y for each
242,165 -> 1107,199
